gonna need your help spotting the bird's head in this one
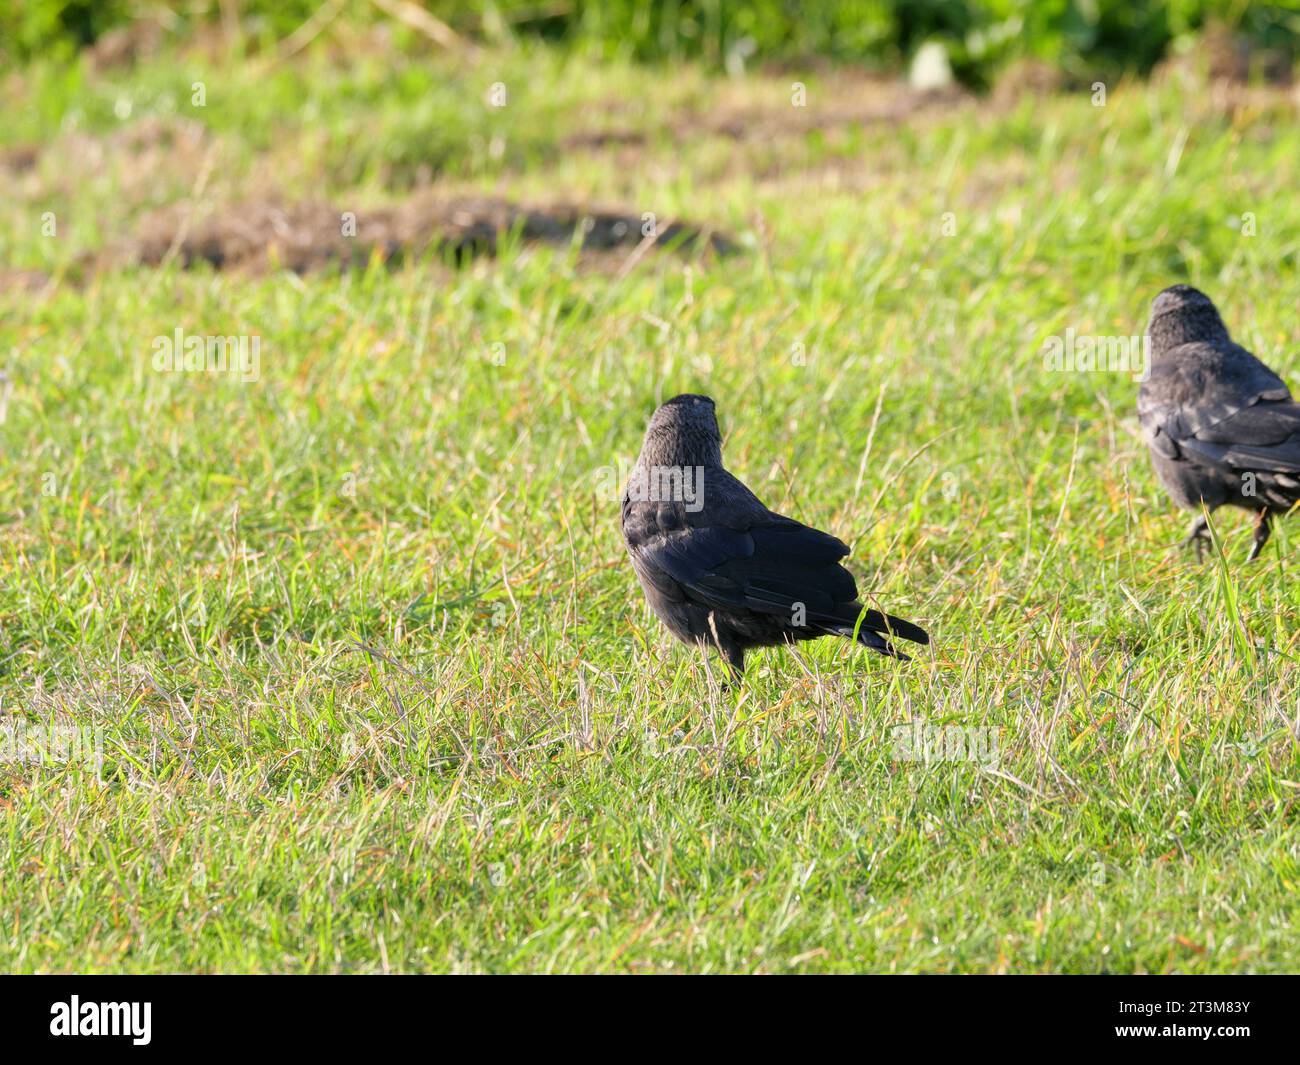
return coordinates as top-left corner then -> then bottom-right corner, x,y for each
1147,284 -> 1231,353
640,393 -> 723,467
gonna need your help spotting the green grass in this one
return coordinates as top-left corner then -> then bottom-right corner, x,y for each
1,36 -> 1299,973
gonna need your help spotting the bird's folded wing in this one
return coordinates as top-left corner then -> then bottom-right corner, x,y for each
1140,342 -> 1291,443
634,521 -> 858,622
1181,401 -> 1300,474
1180,385 -> 1291,437
632,519 -> 929,646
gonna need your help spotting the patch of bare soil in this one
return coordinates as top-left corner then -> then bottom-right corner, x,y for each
1152,23 -> 1299,119
86,20 -> 166,71
564,80 -> 970,152
120,194 -> 737,274
990,59 -> 1065,106
0,143 -> 40,174
4,116 -> 214,208
0,268 -> 53,294
1162,21 -> 1294,86
561,33 -> 1297,159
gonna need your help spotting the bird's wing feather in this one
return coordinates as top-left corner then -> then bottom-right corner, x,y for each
1140,341 -> 1297,469
632,522 -> 848,615
631,518 -> 928,644
1176,400 -> 1300,484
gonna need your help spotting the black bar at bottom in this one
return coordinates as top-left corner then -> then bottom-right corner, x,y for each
0,973 -> 1295,1052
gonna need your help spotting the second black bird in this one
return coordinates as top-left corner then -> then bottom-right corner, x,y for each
1139,284 -> 1300,560
620,394 -> 928,682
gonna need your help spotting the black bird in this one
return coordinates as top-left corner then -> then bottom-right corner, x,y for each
1139,284 -> 1300,560
620,394 -> 928,682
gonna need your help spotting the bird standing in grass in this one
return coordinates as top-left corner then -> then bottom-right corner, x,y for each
1139,284 -> 1300,560
620,394 -> 928,682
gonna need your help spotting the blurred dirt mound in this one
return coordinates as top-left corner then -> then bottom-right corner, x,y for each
122,195 -> 737,273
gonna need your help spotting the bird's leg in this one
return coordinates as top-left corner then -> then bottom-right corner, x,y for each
717,650 -> 748,691
1248,509 -> 1272,562
1180,514 -> 1211,561
706,611 -> 744,687
720,647 -> 744,688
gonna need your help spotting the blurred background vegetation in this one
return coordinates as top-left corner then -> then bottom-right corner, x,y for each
3,0 -> 1299,86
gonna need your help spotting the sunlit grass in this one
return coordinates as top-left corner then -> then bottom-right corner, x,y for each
1,38 -> 1298,972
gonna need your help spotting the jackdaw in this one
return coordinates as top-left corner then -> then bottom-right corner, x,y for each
620,394 -> 928,681
1139,284 -> 1300,560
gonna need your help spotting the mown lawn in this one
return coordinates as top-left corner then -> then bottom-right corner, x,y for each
1,37 -> 1298,972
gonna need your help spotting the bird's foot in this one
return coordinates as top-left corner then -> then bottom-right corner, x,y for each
1248,510 -> 1272,562
1180,516 -> 1211,562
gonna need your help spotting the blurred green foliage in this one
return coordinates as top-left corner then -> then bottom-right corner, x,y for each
2,0 -> 1299,84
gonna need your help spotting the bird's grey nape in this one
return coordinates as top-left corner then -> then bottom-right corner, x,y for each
640,393 -> 723,468
1147,284 -> 1231,353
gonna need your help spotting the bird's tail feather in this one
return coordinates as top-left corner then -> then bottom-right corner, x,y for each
816,623 -> 911,659
851,606 -> 929,646
817,606 -> 927,659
